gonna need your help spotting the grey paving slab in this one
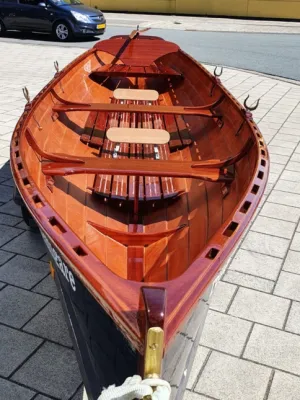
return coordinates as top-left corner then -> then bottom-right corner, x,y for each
32,274 -> 59,299
241,231 -> 290,258
229,248 -> 282,281
229,287 -> 290,328
209,281 -> 236,312
195,351 -> 271,400
200,311 -> 252,356
260,201 -> 300,223
244,324 -> 300,375
35,396 -> 53,400
274,271 -> 300,301
282,250 -> 300,275
0,213 -> 23,226
268,371 -> 300,400
0,200 -> 22,216
251,216 -> 296,239
23,299 -> 72,347
0,225 -> 22,247
1,231 -> 46,259
0,184 -> 13,203
291,233 -> 300,251
0,162 -> 12,179
13,342 -> 82,399
0,324 -> 42,377
0,255 -> 48,289
187,346 -> 210,390
0,285 -> 49,328
0,377 -> 35,400
184,392 -> 211,400
0,249 -> 14,266
223,270 -> 274,293
285,301 -> 300,335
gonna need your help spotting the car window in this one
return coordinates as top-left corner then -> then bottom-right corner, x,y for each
50,0 -> 83,5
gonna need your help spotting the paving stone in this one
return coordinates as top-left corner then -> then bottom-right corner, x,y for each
268,145 -> 294,156
0,249 -> 15,266
187,346 -> 210,389
35,396 -> 53,400
0,225 -> 22,247
0,324 -> 42,377
0,255 -> 49,289
184,392 -> 210,400
209,281 -> 236,312
0,285 -> 49,328
1,177 -> 15,187
281,170 -> 300,182
0,200 -> 22,216
32,274 -> 59,299
0,377 -> 35,400
13,342 -> 82,399
0,162 -> 12,179
0,212 -> 23,226
275,271 -> 300,301
224,270 -> 274,293
244,324 -> 300,375
195,351 -> 271,400
282,250 -> 300,274
285,301 -> 300,334
229,248 -> 282,280
291,233 -> 300,251
268,371 -> 300,400
24,299 -> 72,347
200,311 -> 252,356
229,287 -> 290,328
241,231 -> 290,258
270,153 -> 289,164
275,179 -> 300,195
2,231 -> 46,259
251,215 -> 295,239
0,184 -> 13,203
261,202 -> 300,223
269,139 -> 297,149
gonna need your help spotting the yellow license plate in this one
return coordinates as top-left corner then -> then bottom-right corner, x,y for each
97,24 -> 106,29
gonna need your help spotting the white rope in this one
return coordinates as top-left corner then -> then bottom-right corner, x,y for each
97,375 -> 171,400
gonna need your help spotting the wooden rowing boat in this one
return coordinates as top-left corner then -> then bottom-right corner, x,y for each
11,30 -> 269,400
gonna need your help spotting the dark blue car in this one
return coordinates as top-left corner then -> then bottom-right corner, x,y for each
0,0 -> 106,41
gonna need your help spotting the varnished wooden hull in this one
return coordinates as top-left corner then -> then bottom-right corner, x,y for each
11,32 -> 268,398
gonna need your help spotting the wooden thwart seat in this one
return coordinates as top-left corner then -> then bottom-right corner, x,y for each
107,127 -> 170,145
91,64 -> 183,79
52,102 -> 221,118
113,88 -> 159,101
42,157 -> 233,182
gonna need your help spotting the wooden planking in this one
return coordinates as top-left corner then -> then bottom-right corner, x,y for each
111,100 -> 130,200
81,111 -> 98,144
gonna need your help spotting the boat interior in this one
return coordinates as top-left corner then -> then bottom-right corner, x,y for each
19,35 -> 261,283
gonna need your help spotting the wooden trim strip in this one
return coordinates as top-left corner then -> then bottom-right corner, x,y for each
88,221 -> 186,246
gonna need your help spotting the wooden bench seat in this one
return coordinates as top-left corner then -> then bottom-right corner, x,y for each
107,127 -> 170,145
113,88 -> 159,101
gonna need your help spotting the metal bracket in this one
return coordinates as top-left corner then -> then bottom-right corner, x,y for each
154,145 -> 160,160
144,327 -> 164,379
113,144 -> 120,159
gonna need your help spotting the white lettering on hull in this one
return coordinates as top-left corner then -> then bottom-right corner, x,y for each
41,232 -> 76,292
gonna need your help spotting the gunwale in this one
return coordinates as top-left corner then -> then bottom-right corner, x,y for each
10,40 -> 269,353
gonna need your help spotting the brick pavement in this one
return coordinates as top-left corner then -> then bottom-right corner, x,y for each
1,41 -> 300,399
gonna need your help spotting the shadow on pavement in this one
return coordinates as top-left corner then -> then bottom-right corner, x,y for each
0,30 -> 99,43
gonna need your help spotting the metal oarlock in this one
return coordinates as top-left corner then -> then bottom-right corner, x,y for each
210,66 -> 223,97
244,95 -> 260,112
54,60 -> 59,74
214,66 -> 223,78
22,87 -> 30,104
244,95 -> 260,119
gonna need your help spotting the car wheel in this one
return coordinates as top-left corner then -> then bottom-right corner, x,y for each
53,21 -> 72,41
0,20 -> 6,36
